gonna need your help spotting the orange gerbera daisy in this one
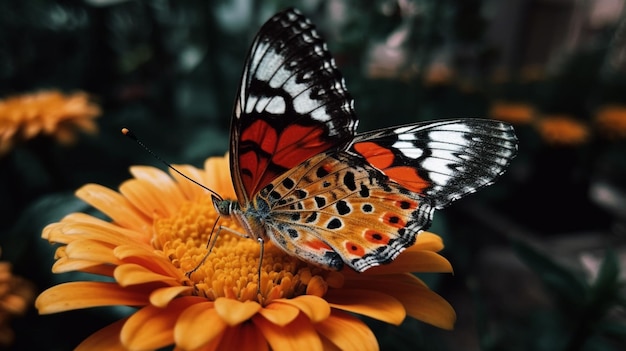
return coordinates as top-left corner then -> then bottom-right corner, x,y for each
489,101 -> 536,124
0,259 -> 36,346
36,155 -> 456,351
594,105 -> 626,139
536,115 -> 589,145
0,90 -> 100,155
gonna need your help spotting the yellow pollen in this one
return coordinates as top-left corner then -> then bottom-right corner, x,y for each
152,195 -> 342,304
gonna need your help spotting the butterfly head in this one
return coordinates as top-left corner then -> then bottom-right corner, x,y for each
211,195 -> 236,217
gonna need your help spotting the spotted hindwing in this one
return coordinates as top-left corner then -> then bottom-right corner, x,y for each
253,152 -> 434,272
231,8 -> 358,204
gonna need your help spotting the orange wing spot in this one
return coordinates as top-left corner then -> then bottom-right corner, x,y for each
364,230 -> 390,245
345,241 -> 365,257
305,239 -> 333,252
384,166 -> 430,193
322,162 -> 334,173
353,142 -> 394,169
383,212 -> 406,228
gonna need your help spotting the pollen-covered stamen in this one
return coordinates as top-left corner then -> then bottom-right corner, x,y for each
153,195 -> 343,305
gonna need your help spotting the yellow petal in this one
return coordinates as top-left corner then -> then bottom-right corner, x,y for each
121,296 -> 203,350
36,282 -> 149,314
258,301 -> 300,327
326,289 -> 406,325
394,282 -> 456,330
343,276 -> 456,330
121,166 -> 186,218
363,251 -> 453,275
52,258 -> 115,276
411,232 -> 444,251
114,263 -> 178,287
130,166 -> 187,203
76,318 -> 127,351
315,310 -> 379,351
76,184 -> 150,232
214,298 -> 261,326
253,313 -> 322,351
150,286 -> 194,308
272,295 -> 330,323
218,323 -> 269,351
64,239 -> 121,264
174,301 -> 226,350
114,245 -> 183,279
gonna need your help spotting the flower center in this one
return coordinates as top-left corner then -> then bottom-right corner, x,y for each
152,195 -> 342,304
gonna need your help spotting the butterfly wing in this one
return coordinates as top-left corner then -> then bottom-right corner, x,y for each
231,8 -> 358,204
253,119 -> 517,271
350,118 -> 517,208
256,152 -> 434,272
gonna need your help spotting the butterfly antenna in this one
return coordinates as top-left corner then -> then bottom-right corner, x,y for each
122,128 -> 223,200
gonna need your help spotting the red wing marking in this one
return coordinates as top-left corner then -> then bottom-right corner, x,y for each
353,141 -> 394,168
304,239 -> 333,252
239,121 -> 337,197
382,213 -> 406,228
364,230 -> 390,245
241,119 -> 278,155
273,124 -> 327,167
345,241 -> 365,257
383,166 -> 429,193
353,141 -> 430,193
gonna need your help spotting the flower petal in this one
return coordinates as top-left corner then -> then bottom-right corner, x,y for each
129,166 -> 187,212
362,250 -> 453,275
174,301 -> 226,350
411,232 -> 444,251
36,282 -> 150,314
214,298 -> 261,326
63,239 -> 120,265
343,275 -> 456,330
272,295 -> 330,323
253,312 -> 322,351
76,318 -> 127,351
114,263 -> 179,287
121,296 -> 204,350
315,310 -> 379,351
114,245 -> 184,279
76,184 -> 151,232
218,323 -> 269,351
150,286 -> 194,308
326,289 -> 406,325
258,301 -> 300,327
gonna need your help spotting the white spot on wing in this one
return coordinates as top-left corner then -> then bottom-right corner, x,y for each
265,96 -> 286,114
391,141 -> 423,159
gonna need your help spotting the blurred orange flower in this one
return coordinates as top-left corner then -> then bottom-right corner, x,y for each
0,260 -> 36,346
489,101 -> 536,124
0,90 -> 100,155
595,105 -> 626,139
536,115 -> 589,145
36,155 -> 456,351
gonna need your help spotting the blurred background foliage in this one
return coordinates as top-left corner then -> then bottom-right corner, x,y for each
0,0 -> 625,350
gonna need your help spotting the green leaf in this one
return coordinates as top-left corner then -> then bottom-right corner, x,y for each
512,239 -> 589,308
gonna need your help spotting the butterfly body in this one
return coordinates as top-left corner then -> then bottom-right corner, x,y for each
215,8 -> 518,273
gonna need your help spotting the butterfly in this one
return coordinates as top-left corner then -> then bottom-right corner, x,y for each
210,8 -> 517,273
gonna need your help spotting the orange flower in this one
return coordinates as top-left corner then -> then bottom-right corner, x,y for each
0,260 -> 36,346
36,155 -> 456,351
489,101 -> 536,124
536,115 -> 589,145
595,105 -> 626,139
0,90 -> 100,155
